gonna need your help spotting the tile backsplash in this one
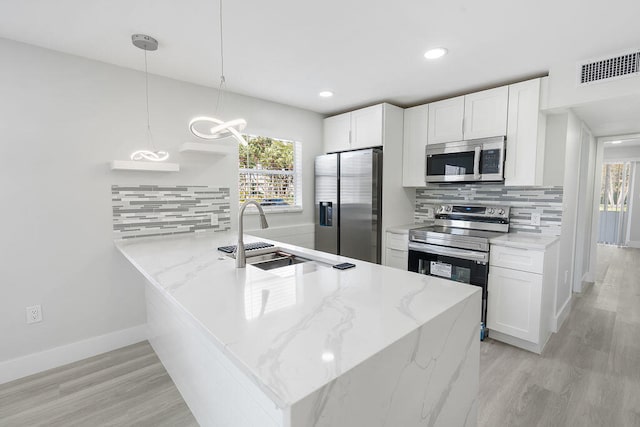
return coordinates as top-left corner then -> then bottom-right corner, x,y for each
112,185 -> 231,239
415,184 -> 563,236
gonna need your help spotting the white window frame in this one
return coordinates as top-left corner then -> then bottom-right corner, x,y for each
239,136 -> 303,214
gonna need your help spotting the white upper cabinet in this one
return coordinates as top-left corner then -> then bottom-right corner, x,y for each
323,113 -> 351,153
427,96 -> 464,144
402,104 -> 429,187
463,86 -> 509,140
350,105 -> 383,149
323,104 -> 384,152
427,88 -> 508,145
505,78 -> 547,186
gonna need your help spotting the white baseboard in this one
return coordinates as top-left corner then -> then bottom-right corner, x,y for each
627,241 -> 640,249
0,324 -> 148,385
552,297 -> 572,333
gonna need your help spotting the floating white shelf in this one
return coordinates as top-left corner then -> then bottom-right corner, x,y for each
110,160 -> 180,172
179,142 -> 235,155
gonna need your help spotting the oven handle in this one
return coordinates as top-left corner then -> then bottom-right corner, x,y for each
409,242 -> 489,263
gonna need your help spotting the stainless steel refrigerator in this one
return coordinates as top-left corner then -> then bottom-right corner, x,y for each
314,148 -> 382,264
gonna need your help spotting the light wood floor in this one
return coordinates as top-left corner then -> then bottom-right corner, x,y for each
479,245 -> 640,426
2,245 -> 638,426
0,341 -> 197,426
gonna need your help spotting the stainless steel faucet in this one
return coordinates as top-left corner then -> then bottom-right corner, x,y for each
236,199 -> 269,268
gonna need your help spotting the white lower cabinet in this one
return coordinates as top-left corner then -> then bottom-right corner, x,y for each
487,266 -> 541,343
385,247 -> 408,270
384,231 -> 408,270
487,240 -> 558,354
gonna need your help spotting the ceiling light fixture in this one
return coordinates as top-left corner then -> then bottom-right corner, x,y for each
130,34 -> 169,162
188,0 -> 247,146
424,47 -> 448,60
610,140 -> 623,144
319,91 -> 334,98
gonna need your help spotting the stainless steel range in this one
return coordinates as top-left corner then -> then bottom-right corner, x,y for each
408,204 -> 510,339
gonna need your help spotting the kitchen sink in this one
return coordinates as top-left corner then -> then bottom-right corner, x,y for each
246,251 -> 311,271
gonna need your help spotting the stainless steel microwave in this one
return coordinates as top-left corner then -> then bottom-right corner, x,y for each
425,136 -> 506,183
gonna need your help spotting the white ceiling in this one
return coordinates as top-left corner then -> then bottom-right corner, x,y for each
1,0 -> 639,115
572,96 -> 640,137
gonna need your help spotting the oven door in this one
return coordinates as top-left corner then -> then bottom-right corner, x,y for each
408,242 -> 488,284
408,242 -> 489,324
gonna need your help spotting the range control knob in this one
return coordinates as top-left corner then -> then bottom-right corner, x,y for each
487,208 -> 495,214
446,206 -> 452,212
498,209 -> 505,215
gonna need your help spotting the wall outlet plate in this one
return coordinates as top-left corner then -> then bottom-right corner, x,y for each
26,305 -> 42,324
531,212 -> 541,226
210,213 -> 219,226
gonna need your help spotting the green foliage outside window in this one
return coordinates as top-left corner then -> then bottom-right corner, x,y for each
239,135 -> 297,206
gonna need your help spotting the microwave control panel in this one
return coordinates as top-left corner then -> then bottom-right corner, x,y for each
480,149 -> 501,174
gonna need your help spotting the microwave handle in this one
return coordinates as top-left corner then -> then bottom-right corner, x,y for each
473,146 -> 481,179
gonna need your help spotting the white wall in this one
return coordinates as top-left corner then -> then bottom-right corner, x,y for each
545,58 -> 640,110
553,111 -> 582,324
0,38 -> 323,364
543,114 -> 568,186
573,125 -> 597,289
603,145 -> 640,160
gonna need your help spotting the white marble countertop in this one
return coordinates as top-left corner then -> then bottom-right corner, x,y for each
490,233 -> 560,250
385,222 -> 431,234
115,231 -> 480,409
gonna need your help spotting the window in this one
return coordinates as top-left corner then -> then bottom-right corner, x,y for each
239,135 -> 302,211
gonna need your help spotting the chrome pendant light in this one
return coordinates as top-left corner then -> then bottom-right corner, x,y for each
131,34 -> 169,162
188,0 -> 247,146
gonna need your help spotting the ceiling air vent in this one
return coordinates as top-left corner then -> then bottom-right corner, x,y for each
578,50 -> 640,85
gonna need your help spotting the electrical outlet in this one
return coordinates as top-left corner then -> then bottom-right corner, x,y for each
531,212 -> 541,226
210,213 -> 219,226
26,305 -> 42,324
564,270 -> 569,284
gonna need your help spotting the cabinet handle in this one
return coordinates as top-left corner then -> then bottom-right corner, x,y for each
349,130 -> 352,146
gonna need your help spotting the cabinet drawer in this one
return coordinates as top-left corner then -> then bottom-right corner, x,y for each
386,232 -> 408,251
385,248 -> 408,270
490,244 -> 544,274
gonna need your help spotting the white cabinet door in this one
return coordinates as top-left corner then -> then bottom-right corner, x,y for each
427,96 -> 464,144
385,248 -> 408,270
487,266 -> 542,343
350,104 -> 384,149
463,86 -> 509,140
402,104 -> 429,186
505,78 -> 544,186
323,113 -> 351,153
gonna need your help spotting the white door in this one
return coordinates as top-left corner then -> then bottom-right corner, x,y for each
350,104 -> 383,149
487,266 -> 542,343
427,96 -> 464,144
463,86 -> 509,140
323,113 -> 351,153
402,104 -> 429,186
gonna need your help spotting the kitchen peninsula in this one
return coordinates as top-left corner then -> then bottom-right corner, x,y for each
116,231 -> 480,427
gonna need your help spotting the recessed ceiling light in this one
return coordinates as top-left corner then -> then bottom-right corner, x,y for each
319,91 -> 334,98
610,140 -> 623,144
424,48 -> 448,60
